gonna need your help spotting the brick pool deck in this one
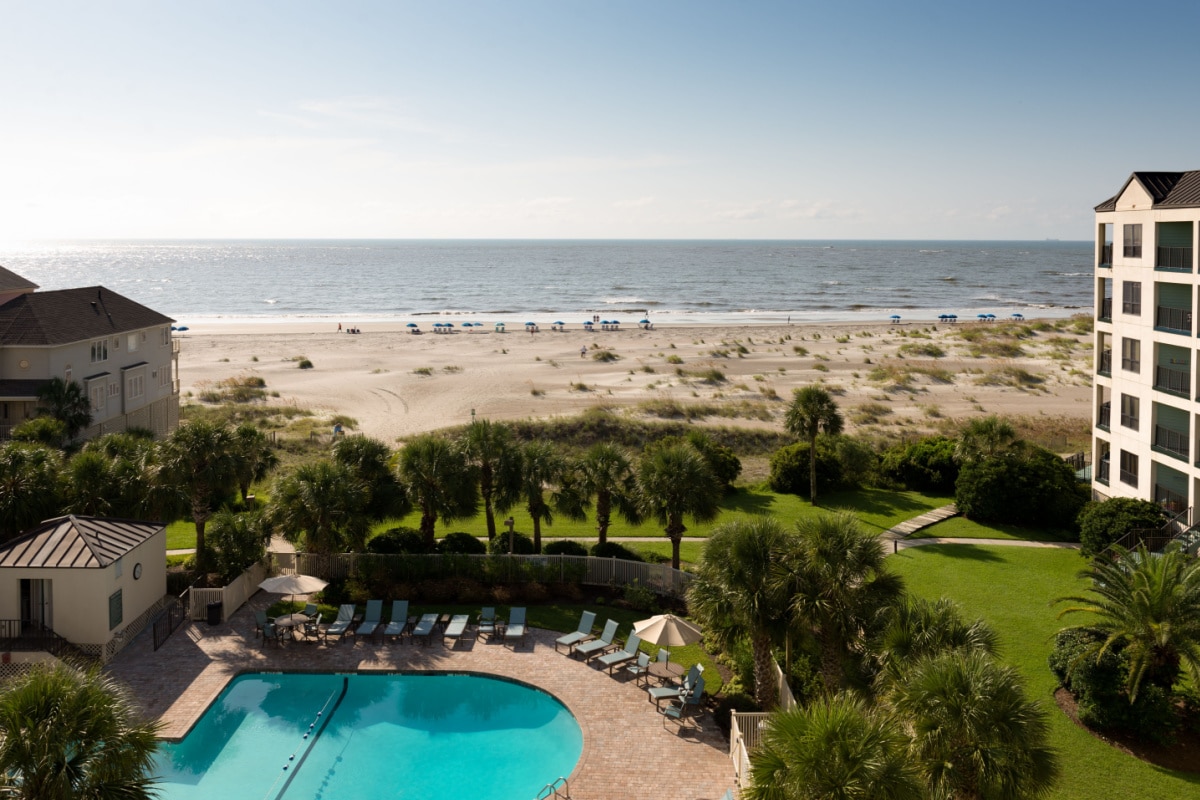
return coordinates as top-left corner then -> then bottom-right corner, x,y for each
106,597 -> 735,800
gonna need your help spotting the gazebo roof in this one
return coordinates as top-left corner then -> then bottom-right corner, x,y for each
0,515 -> 164,569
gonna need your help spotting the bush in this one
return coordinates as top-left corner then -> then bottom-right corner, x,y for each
206,509 -> 269,583
487,531 -> 535,555
11,417 -> 67,446
687,430 -> 742,489
544,540 -> 589,556
367,527 -> 429,554
832,435 -> 877,488
880,435 -> 959,493
767,440 -> 843,497
623,579 -> 657,611
1076,497 -> 1166,556
955,446 -> 1085,531
439,531 -> 487,554
590,541 -> 644,562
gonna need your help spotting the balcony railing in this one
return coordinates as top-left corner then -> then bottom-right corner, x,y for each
1154,365 -> 1191,397
1120,412 -> 1139,430
1156,246 -> 1193,271
1097,402 -> 1111,430
1120,467 -> 1138,486
1099,244 -> 1113,267
1100,298 -> 1112,321
1155,305 -> 1192,334
1155,485 -> 1188,514
1124,245 -> 1142,258
1099,351 -> 1112,375
1153,425 -> 1190,460
1121,356 -> 1140,372
1097,459 -> 1110,485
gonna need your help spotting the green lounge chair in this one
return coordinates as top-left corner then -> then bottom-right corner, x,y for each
443,614 -> 471,647
649,663 -> 703,708
596,633 -> 642,674
626,652 -> 651,683
477,607 -> 498,641
662,676 -> 705,725
302,603 -> 318,617
504,607 -> 527,647
554,610 -> 596,653
325,604 -> 357,643
301,613 -> 323,643
254,610 -> 269,639
357,599 -> 383,640
382,600 -> 410,641
574,619 -> 620,661
261,620 -> 281,647
411,613 -> 438,646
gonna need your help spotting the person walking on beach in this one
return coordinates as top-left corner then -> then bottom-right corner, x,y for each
338,322 -> 342,332
580,346 -> 587,358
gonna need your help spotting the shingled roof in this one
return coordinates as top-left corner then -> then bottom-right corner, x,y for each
0,515 -> 164,569
0,286 -> 174,346
1095,171 -> 1200,212
0,266 -> 38,294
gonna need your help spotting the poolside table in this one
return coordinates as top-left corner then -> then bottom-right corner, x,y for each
648,661 -> 684,685
274,613 -> 310,642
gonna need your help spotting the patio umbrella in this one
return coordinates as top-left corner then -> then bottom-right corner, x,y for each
889,314 -> 901,322
258,573 -> 328,605
633,614 -> 703,647
406,322 -> 418,328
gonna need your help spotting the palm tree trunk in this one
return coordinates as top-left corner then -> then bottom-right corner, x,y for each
532,516 -> 542,553
420,506 -> 437,549
193,503 -> 211,570
752,630 -> 779,708
667,515 -> 685,570
596,491 -> 611,545
818,634 -> 842,694
482,466 -> 496,540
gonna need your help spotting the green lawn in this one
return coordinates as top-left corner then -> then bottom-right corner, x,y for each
889,544 -> 1200,800
912,516 -> 1076,543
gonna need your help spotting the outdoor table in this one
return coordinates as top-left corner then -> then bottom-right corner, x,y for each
648,661 -> 684,684
437,613 -> 452,632
274,613 -> 310,643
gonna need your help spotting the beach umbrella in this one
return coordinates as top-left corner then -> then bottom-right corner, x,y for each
176,326 -> 189,332
525,321 -> 535,326
986,313 -> 996,320
554,321 -> 565,326
977,314 -> 988,320
633,614 -> 703,647
258,573 -> 328,605
461,322 -> 471,327
889,314 -> 901,321
406,322 -> 418,328
1011,313 -> 1024,320
639,319 -> 650,324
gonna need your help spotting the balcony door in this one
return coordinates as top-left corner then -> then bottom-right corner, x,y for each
20,579 -> 53,632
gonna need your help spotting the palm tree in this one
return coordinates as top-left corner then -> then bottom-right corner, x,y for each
955,415 -> 1020,463
231,424 -> 278,503
34,377 -> 92,441
61,450 -> 117,517
576,443 -> 641,544
1056,544 -> 1200,700
156,421 -> 239,569
271,460 -> 370,553
745,694 -> 923,800
889,650 -> 1059,800
332,434 -> 409,520
785,511 -> 905,693
636,442 -> 720,569
871,596 -> 998,693
519,440 -> 569,553
0,443 -> 62,543
80,432 -> 164,519
396,434 -> 478,549
0,663 -> 162,800
462,419 -> 522,541
688,516 -> 796,707
783,385 -> 843,504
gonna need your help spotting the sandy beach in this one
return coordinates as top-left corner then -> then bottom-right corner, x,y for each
177,318 -> 1094,446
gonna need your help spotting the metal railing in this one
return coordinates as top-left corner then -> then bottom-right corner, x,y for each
0,621 -> 90,663
1153,425 -> 1190,460
1098,351 -> 1112,375
1097,402 -> 1111,429
1155,305 -> 1192,334
1120,410 -> 1139,430
1111,506 -> 1190,553
1099,244 -> 1112,266
1155,485 -> 1188,514
1097,459 -> 1110,484
1156,246 -> 1193,270
1155,365 -> 1191,397
152,598 -> 187,651
1099,297 -> 1112,321
1119,467 -> 1138,486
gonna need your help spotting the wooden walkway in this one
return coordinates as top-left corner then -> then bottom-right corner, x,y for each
880,503 -> 959,541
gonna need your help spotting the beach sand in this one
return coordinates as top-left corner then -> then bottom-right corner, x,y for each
178,318 -> 1094,447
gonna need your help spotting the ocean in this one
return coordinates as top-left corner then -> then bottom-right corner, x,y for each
0,239 -> 1093,326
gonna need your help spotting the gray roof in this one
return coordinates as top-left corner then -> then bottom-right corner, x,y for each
0,379 -> 47,400
1095,171 -> 1200,212
0,266 -> 38,294
0,515 -> 164,569
0,286 -> 174,346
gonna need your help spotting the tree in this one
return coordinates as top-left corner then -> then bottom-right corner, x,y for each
955,446 -> 1084,530
880,435 -> 959,493
207,508 -> 271,582
1076,497 -> 1165,556
10,417 -> 67,447
156,421 -> 239,569
81,433 -> 166,519
686,430 -> 742,490
784,386 -> 843,504
396,434 -> 478,549
34,377 -> 92,442
1056,544 -> 1200,701
231,424 -> 278,503
890,650 -> 1059,800
636,442 -> 720,569
518,440 -> 568,553
745,694 -> 922,800
0,443 -> 62,543
0,663 -> 162,800
688,516 -> 796,707
871,597 -> 998,693
332,434 -> 408,519
575,443 -> 641,544
462,419 -> 521,540
954,415 -> 1020,463
270,460 -> 370,554
61,450 -> 118,517
784,511 -> 905,693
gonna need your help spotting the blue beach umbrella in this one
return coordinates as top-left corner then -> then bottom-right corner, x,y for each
525,321 -> 536,327
1011,313 -> 1024,320
583,320 -> 593,326
889,314 -> 901,321
977,314 -> 988,320
176,326 -> 189,332
406,323 -> 418,328
554,321 -> 564,326
639,319 -> 650,324
460,322 -> 471,327
986,313 -> 996,320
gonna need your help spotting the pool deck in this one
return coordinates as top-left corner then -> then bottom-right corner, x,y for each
106,597 -> 735,800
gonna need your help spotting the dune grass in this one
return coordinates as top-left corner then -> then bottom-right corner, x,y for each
889,544 -> 1200,800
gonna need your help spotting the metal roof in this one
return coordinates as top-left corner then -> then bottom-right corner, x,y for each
0,516 -> 164,569
0,286 -> 174,346
1095,171 -> 1200,212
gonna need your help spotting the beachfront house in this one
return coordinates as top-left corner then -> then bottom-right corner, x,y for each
1092,171 -> 1200,522
0,515 -> 168,663
0,265 -> 180,440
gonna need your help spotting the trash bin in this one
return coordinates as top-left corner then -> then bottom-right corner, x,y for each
206,601 -> 223,626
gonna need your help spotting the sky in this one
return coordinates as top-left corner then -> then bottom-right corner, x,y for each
3,0 -> 1200,240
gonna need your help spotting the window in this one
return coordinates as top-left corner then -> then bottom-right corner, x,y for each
127,374 -> 144,400
158,365 -> 171,388
1119,450 -> 1138,487
108,381 -> 119,398
89,384 -> 105,412
90,339 -> 108,363
1124,224 -> 1143,258
160,327 -> 170,346
1122,281 -> 1142,315
1121,338 -> 1141,372
108,589 -> 123,631
127,334 -> 138,353
1120,394 -> 1139,430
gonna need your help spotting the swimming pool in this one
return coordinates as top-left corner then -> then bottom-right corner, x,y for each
153,672 -> 583,800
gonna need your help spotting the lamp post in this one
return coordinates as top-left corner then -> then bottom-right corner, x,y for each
505,517 -> 515,554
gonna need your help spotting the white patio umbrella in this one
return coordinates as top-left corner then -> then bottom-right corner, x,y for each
632,614 -> 703,647
258,574 -> 328,605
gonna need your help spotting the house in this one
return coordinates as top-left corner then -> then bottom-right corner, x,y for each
0,515 -> 168,662
0,265 -> 180,439
1093,171 -> 1200,514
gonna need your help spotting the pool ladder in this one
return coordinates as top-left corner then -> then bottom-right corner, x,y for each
535,776 -> 570,799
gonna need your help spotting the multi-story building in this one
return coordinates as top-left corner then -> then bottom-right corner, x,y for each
1093,171 -> 1200,514
0,265 -> 180,439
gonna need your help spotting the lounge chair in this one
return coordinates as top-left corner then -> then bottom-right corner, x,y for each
596,633 -> 642,674
254,610 -> 269,639
411,613 -> 438,646
261,620 -> 281,646
663,676 -> 706,725
554,610 -> 596,653
626,652 -> 651,683
649,663 -> 704,709
324,604 -> 357,643
574,619 -> 620,661
303,603 -> 318,617
357,599 -> 383,640
504,607 -> 527,647
301,613 -> 323,643
443,614 -> 471,647
382,600 -> 410,642
477,607 -> 498,641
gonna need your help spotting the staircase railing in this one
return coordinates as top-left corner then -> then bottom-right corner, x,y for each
0,620 -> 93,664
1110,506 -> 1194,554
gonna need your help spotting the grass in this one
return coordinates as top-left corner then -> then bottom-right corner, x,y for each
911,516 -> 1077,543
890,544 -> 1200,800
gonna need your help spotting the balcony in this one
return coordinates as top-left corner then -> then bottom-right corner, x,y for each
1153,425 -> 1190,461
1154,365 -> 1191,397
1097,402 -> 1111,430
1097,459 -> 1110,485
1155,485 -> 1187,514
1156,246 -> 1193,271
1099,244 -> 1112,267
1099,298 -> 1112,322
1155,305 -> 1192,335
1098,350 -> 1112,376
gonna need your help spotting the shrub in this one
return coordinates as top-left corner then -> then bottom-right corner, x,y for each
767,441 -> 843,497
590,541 -> 644,562
11,417 -> 67,446
832,435 -> 877,488
297,359 -> 314,370
206,509 -> 269,584
367,527 -> 429,554
879,435 -> 959,493
552,582 -> 585,601
524,581 -> 550,603
439,531 -> 487,554
623,580 -> 657,611
1076,497 -> 1165,556
955,446 -> 1085,531
487,531 -> 535,555
544,540 -> 589,557
687,430 -> 742,490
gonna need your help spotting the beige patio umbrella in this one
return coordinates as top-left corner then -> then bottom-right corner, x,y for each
632,613 -> 703,647
258,573 -> 328,605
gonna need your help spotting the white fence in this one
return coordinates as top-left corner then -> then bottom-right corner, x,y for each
186,562 -> 268,622
729,659 -> 795,790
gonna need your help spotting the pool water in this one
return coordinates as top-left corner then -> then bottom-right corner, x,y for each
154,673 -> 583,800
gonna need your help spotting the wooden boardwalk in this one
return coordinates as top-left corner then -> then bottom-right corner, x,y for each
881,503 -> 960,541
